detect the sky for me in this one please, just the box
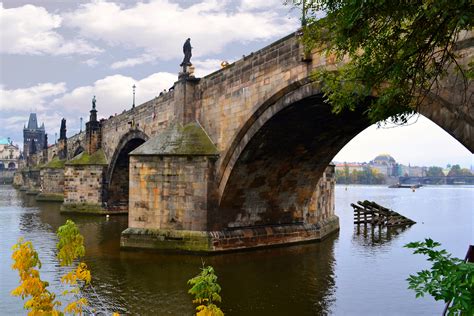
[0,0,472,168]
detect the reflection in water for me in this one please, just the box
[353,224,412,247]
[1,185,472,315]
[7,187,338,315]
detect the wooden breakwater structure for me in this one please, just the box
[351,200,416,227]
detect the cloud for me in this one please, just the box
[64,0,297,63]
[240,0,285,11]
[83,58,99,67]
[51,72,177,118]
[0,3,102,56]
[110,54,156,69]
[0,82,67,111]
[0,72,178,144]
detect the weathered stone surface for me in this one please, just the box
[130,122,219,156]
[128,155,216,232]
[63,164,107,212]
[120,215,339,253]
[66,149,107,166]
[37,165,65,202]
[36,193,64,202]
[60,202,126,215]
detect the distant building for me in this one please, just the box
[0,137,20,170]
[334,162,366,173]
[369,154,397,177]
[407,165,425,177]
[23,113,46,159]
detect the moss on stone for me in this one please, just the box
[120,227,212,252]
[60,202,127,215]
[130,122,219,156]
[40,157,66,169]
[36,193,64,202]
[66,149,108,166]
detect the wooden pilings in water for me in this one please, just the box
[351,200,416,227]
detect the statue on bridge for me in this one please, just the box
[180,38,192,70]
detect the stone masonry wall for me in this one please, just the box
[129,155,216,231]
[13,171,24,187]
[64,165,106,205]
[307,165,336,224]
[101,94,176,163]
[40,168,64,195]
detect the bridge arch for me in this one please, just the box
[72,145,84,158]
[214,80,469,231]
[106,129,149,211]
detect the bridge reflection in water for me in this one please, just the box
[13,188,336,315]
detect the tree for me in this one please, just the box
[448,164,462,176]
[293,0,473,124]
[188,265,224,316]
[405,239,474,315]
[11,220,92,315]
[426,166,445,177]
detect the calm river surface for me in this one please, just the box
[1,185,472,315]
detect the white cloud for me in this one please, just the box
[51,72,177,118]
[83,58,99,67]
[0,3,102,55]
[64,0,297,63]
[0,72,178,144]
[240,0,285,11]
[0,82,67,111]
[111,54,156,69]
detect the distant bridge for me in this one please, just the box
[399,175,474,185]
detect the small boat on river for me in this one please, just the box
[388,183,423,189]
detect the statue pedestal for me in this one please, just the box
[178,64,195,80]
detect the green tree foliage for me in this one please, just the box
[426,166,445,177]
[405,239,474,315]
[293,0,473,124]
[335,167,385,184]
[448,164,473,177]
[188,265,224,316]
[11,220,92,315]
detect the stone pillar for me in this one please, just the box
[36,157,65,202]
[173,77,200,125]
[121,122,220,251]
[60,149,108,214]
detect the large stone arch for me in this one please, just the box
[106,129,149,211]
[214,79,471,232]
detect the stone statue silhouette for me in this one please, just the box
[92,95,96,109]
[59,118,66,140]
[180,38,192,68]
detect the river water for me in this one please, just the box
[0,185,472,315]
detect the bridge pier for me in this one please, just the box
[120,119,339,253]
[36,159,65,202]
[120,170,338,252]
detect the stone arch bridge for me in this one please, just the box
[34,30,472,252]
